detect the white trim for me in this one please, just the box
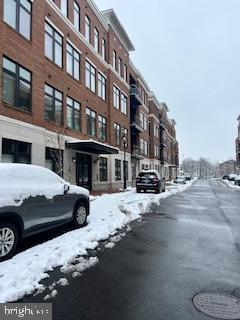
[149,114,159,123]
[45,17,64,37]
[86,0,109,31]
[98,69,107,79]
[85,57,97,70]
[45,0,130,90]
[109,65,130,89]
[67,39,82,55]
[113,82,121,92]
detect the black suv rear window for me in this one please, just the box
[138,172,157,179]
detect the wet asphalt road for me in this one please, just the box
[22,179,240,320]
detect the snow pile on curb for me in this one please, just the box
[222,179,240,190]
[0,180,194,303]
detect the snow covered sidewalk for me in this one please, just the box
[0,180,194,303]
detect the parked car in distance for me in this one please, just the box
[234,175,240,186]
[222,175,229,180]
[228,174,237,181]
[184,175,192,181]
[136,170,165,194]
[0,164,90,261]
[174,176,187,184]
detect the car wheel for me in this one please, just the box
[136,188,141,193]
[73,203,88,228]
[0,222,19,262]
[155,188,160,194]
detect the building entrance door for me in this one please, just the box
[76,154,92,190]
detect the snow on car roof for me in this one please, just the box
[141,169,160,174]
[0,163,89,207]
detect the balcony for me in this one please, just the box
[132,145,144,159]
[130,84,143,106]
[131,116,144,132]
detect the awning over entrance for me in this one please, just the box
[66,140,119,155]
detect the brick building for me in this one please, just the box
[0,0,179,191]
[236,115,240,173]
[219,160,237,176]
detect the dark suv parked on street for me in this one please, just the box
[136,170,165,194]
[0,164,90,261]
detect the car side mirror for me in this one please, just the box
[64,183,70,194]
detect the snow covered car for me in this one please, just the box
[174,176,186,184]
[234,175,240,186]
[0,164,90,261]
[136,170,165,194]
[228,174,237,181]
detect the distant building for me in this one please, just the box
[236,115,240,174]
[219,160,237,176]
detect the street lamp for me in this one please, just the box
[122,134,127,190]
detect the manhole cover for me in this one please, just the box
[193,292,240,319]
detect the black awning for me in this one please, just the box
[66,140,119,155]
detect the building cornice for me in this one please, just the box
[45,0,130,89]
[101,9,135,52]
[86,0,109,31]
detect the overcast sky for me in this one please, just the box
[95,0,240,163]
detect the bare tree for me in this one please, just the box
[48,124,65,178]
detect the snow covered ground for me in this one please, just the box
[0,180,194,303]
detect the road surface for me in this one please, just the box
[22,179,240,320]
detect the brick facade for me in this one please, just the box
[0,0,179,190]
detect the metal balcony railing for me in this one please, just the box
[130,84,143,106]
[132,145,144,159]
[131,116,144,132]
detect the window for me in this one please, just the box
[99,157,108,182]
[144,141,148,155]
[122,128,128,146]
[2,138,31,164]
[73,1,80,31]
[3,57,31,111]
[67,97,81,131]
[4,0,32,40]
[123,160,128,181]
[124,65,127,82]
[140,113,144,129]
[118,58,122,76]
[85,15,90,43]
[143,115,148,131]
[45,84,63,124]
[45,22,63,68]
[94,28,99,52]
[86,108,96,137]
[113,85,120,110]
[85,61,96,92]
[114,123,121,145]
[121,94,127,115]
[98,115,107,141]
[98,73,106,100]
[154,145,159,157]
[66,43,80,80]
[113,50,116,70]
[102,38,106,60]
[154,124,159,138]
[61,0,68,17]
[140,139,148,155]
[115,159,121,181]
